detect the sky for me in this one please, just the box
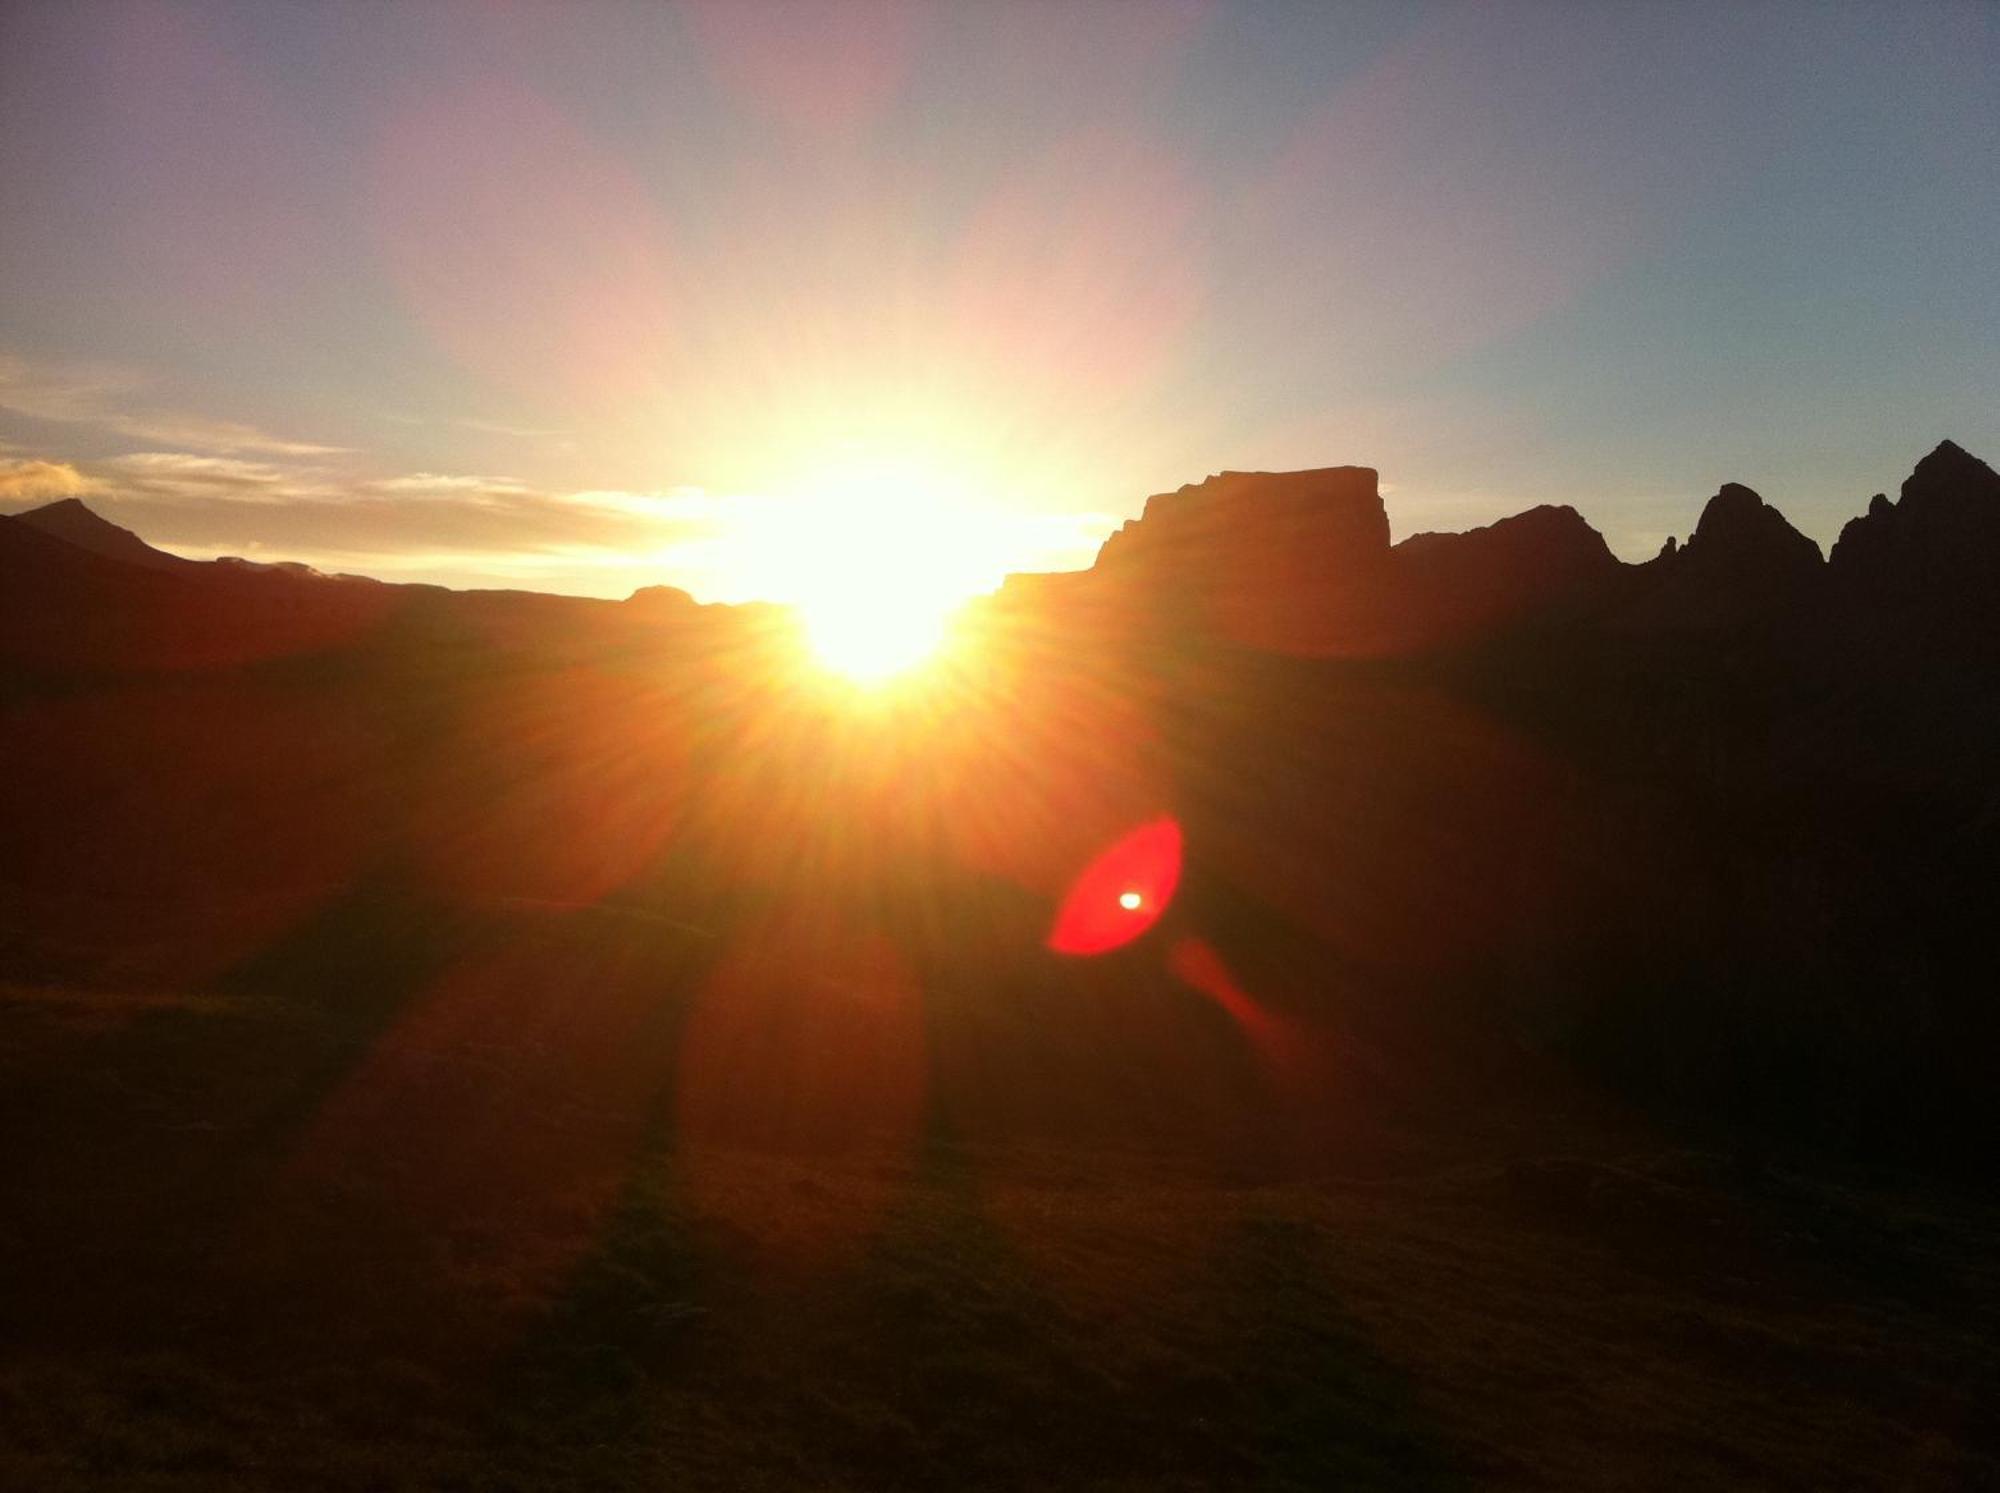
[2,0,1996,600]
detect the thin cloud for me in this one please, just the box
[558,487,727,521]
[362,472,538,502]
[456,417,572,440]
[95,452,311,502]
[0,352,344,457]
[108,412,345,458]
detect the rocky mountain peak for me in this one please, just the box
[1900,438,2000,517]
[1830,438,2000,619]
[9,497,189,573]
[1684,483,1823,572]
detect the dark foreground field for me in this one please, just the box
[4,942,1995,1492]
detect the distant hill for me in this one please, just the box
[0,495,717,672]
[9,496,197,573]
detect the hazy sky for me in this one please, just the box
[2,0,1996,598]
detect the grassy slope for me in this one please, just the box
[2,964,1995,1493]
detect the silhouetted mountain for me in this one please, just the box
[1389,503,1619,649]
[1096,465,1392,576]
[5,443,2000,1165]
[1035,464,1835,652]
[1683,481,1822,581]
[0,499,398,670]
[0,496,713,673]
[624,583,699,618]
[1831,439,2000,636]
[995,472,1635,656]
[1616,482,1824,633]
[9,496,195,573]
[1087,465,1394,654]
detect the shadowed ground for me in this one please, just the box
[2,935,1994,1492]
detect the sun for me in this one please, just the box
[799,587,956,684]
[769,450,1014,685]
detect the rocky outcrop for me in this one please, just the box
[1086,466,1398,655]
[1683,483,1824,582]
[1830,440,2000,630]
[1095,466,1391,575]
[1390,504,1620,649]
[1616,482,1823,634]
[1078,470,1625,655]
[624,584,698,617]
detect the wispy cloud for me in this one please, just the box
[94,451,316,502]
[360,472,538,503]
[0,353,344,457]
[456,416,572,440]
[557,487,729,521]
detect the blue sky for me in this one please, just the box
[2,0,1995,597]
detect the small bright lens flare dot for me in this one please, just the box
[1118,890,1144,910]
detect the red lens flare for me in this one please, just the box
[1046,816,1183,955]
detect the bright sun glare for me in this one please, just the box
[773,451,1014,685]
[803,592,954,684]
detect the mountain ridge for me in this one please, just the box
[9,495,197,574]
[4,440,2000,1166]
[6,439,1996,666]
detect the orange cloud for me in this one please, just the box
[0,457,92,500]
